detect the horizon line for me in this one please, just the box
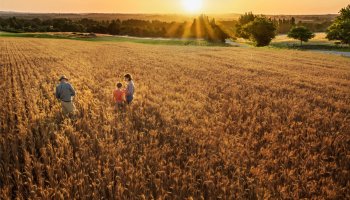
[0,10,340,16]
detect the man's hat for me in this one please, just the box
[59,75,68,81]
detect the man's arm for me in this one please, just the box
[69,84,76,96]
[55,86,60,99]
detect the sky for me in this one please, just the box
[0,0,348,14]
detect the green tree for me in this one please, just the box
[211,22,229,43]
[287,26,315,46]
[242,17,276,47]
[190,18,197,38]
[189,15,229,43]
[235,12,256,39]
[291,17,296,26]
[108,20,121,35]
[326,4,350,46]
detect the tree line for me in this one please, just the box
[272,17,332,34]
[0,15,228,42]
[0,4,349,46]
[235,4,350,47]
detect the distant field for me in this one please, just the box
[0,37,349,199]
[234,32,350,54]
[0,31,228,46]
[273,32,330,44]
[3,32,350,53]
[270,33,350,52]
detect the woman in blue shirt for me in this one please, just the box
[124,73,135,104]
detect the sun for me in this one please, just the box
[182,0,203,13]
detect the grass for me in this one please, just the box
[233,33,350,52]
[270,33,350,52]
[0,31,229,47]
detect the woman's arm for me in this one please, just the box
[126,83,134,96]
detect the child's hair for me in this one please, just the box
[124,73,133,81]
[117,82,123,88]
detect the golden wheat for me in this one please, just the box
[0,37,349,199]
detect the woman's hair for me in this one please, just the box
[124,73,133,81]
[117,82,123,88]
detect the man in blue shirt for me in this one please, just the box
[55,75,76,115]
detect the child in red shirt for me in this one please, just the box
[113,82,126,112]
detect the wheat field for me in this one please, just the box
[0,37,349,199]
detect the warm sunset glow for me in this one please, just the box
[0,0,348,14]
[182,0,203,13]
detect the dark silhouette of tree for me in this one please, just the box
[288,26,315,46]
[291,17,296,26]
[188,15,229,42]
[327,4,350,46]
[0,15,230,43]
[190,18,198,38]
[236,12,256,39]
[242,16,276,46]
[108,20,121,35]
